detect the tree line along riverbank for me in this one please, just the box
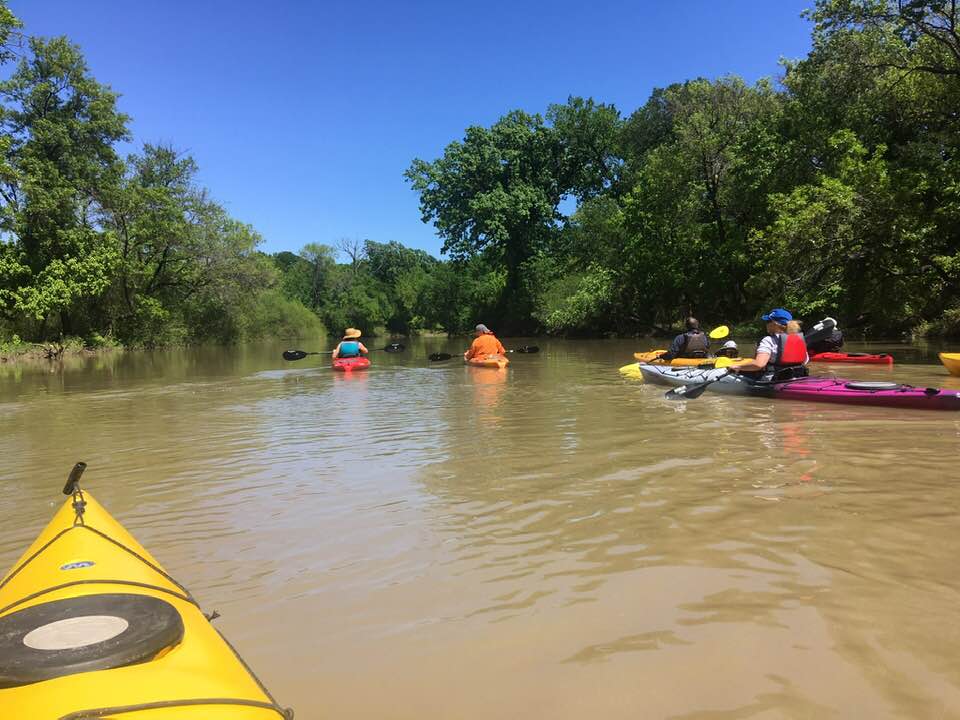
[2,1,959,351]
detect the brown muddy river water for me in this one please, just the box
[2,338,959,718]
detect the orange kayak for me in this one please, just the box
[466,354,509,369]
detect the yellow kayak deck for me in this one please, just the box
[0,483,289,719]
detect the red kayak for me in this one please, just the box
[332,356,371,372]
[810,352,893,365]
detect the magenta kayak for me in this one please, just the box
[758,377,960,410]
[637,365,960,410]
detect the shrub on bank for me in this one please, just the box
[914,307,960,340]
[241,290,325,340]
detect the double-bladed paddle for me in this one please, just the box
[429,345,540,362]
[283,343,405,361]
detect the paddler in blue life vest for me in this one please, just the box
[331,328,369,359]
[730,308,808,380]
[657,316,710,362]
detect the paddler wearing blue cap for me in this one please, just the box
[729,308,809,381]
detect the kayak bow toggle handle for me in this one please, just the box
[63,462,87,495]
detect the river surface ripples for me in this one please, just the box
[2,338,959,718]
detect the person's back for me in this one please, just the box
[731,308,808,381]
[465,324,505,359]
[659,317,709,361]
[338,340,361,358]
[758,311,808,379]
[332,328,369,359]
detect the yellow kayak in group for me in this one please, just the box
[0,464,290,719]
[632,351,754,367]
[621,355,750,380]
[633,350,721,367]
[940,352,960,377]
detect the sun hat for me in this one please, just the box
[761,308,793,324]
[722,340,738,350]
[342,328,362,339]
[475,324,491,334]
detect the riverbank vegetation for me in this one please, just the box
[2,1,959,349]
[407,1,960,338]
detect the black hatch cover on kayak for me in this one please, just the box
[0,593,183,687]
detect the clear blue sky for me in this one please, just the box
[9,0,813,257]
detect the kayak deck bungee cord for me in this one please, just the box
[0,463,292,719]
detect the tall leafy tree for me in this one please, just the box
[0,36,128,337]
[618,77,784,326]
[406,98,621,330]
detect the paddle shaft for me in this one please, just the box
[429,346,539,362]
[665,369,731,400]
[283,343,404,361]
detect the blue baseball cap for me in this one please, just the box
[761,308,793,323]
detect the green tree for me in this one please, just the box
[0,36,128,338]
[406,97,622,331]
[618,77,784,326]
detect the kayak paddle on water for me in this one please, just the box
[283,343,405,361]
[429,346,539,362]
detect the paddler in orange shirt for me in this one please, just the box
[464,324,506,361]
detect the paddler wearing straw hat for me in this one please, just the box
[332,328,369,359]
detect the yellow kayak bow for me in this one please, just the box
[0,463,291,719]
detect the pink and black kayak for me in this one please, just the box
[332,356,370,372]
[810,351,894,365]
[760,377,956,409]
[637,365,960,410]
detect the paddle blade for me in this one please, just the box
[619,363,643,380]
[664,383,710,401]
[429,353,454,362]
[515,345,539,353]
[283,350,308,361]
[709,325,730,340]
[664,369,729,401]
[384,343,405,353]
